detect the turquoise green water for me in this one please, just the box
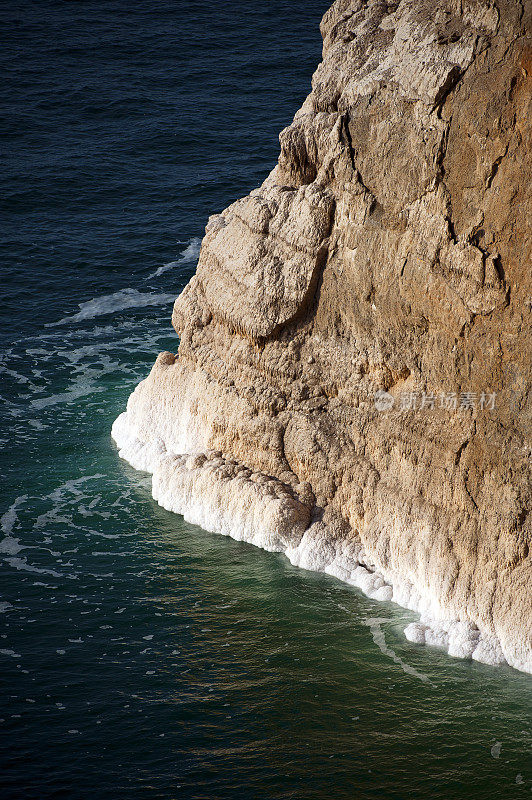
[1,1,530,797]
[2,430,531,798]
[1,323,531,797]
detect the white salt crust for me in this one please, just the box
[112,409,516,671]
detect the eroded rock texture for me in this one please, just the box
[114,0,532,672]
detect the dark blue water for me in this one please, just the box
[1,2,531,798]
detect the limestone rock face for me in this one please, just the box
[184,184,335,339]
[114,0,532,673]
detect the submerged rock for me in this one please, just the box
[113,0,531,673]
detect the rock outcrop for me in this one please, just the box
[113,0,532,672]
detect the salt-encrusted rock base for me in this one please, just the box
[112,390,524,672]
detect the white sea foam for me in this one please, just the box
[491,741,502,759]
[2,367,39,391]
[47,475,105,501]
[112,404,529,673]
[148,238,201,279]
[0,496,27,556]
[5,557,64,578]
[364,617,431,683]
[50,288,176,326]
[1,495,27,535]
[31,382,106,409]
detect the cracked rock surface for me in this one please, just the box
[113,0,531,673]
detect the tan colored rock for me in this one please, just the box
[177,183,335,340]
[113,0,532,673]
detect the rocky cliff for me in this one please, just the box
[113,0,532,672]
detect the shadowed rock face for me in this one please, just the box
[114,0,532,672]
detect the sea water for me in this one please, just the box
[1,2,530,798]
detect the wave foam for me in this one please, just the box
[148,238,202,278]
[0,495,27,556]
[50,288,176,326]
